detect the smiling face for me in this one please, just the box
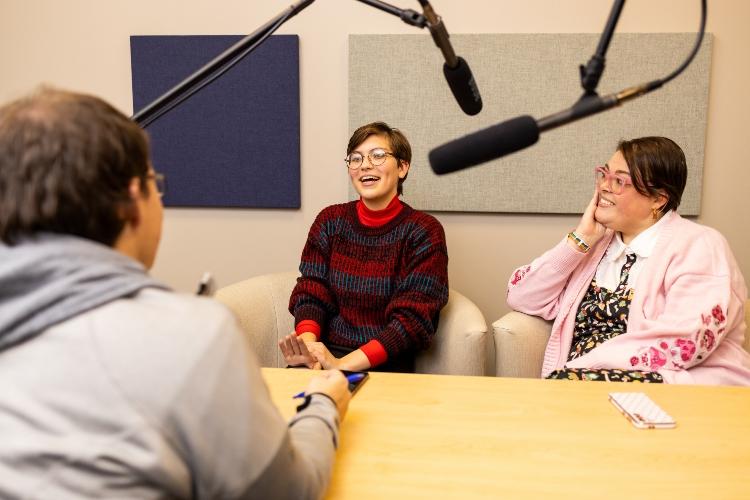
[348,133,409,211]
[595,150,667,244]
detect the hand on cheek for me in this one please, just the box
[573,187,607,249]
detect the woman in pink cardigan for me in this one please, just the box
[507,137,750,385]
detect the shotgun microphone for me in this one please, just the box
[418,0,482,115]
[428,84,661,175]
[428,0,706,175]
[429,115,539,175]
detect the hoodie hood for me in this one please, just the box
[0,233,167,351]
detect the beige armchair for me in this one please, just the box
[492,312,551,378]
[493,299,750,378]
[216,272,491,376]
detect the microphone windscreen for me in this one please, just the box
[443,57,482,116]
[429,115,540,175]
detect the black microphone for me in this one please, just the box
[418,0,482,116]
[429,82,660,175]
[429,115,539,175]
[427,0,704,175]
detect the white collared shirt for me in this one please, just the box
[594,212,671,292]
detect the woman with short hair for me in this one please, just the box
[280,122,449,373]
[507,136,750,385]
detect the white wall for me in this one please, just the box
[1,0,748,325]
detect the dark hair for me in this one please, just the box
[0,87,151,246]
[617,136,687,214]
[347,121,411,196]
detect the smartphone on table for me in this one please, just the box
[609,392,676,429]
[340,370,369,396]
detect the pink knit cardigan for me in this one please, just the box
[507,212,750,385]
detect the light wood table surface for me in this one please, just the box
[262,368,750,499]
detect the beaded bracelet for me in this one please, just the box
[567,231,590,253]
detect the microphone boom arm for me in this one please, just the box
[579,0,626,95]
[537,80,661,133]
[132,0,315,127]
[353,0,427,28]
[133,0,442,128]
[537,0,705,134]
[417,0,458,67]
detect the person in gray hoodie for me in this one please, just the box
[0,87,351,499]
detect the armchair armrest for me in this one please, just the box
[415,289,490,376]
[215,272,298,367]
[492,311,552,378]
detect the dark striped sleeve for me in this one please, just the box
[375,214,449,357]
[289,208,340,332]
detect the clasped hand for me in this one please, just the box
[279,334,339,369]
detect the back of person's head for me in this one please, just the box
[347,122,411,196]
[0,87,151,246]
[617,136,687,213]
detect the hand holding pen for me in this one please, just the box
[296,370,351,418]
[294,372,366,398]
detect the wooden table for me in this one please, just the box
[262,368,750,499]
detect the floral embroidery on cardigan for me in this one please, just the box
[699,329,716,351]
[712,305,726,323]
[510,266,531,286]
[629,346,668,370]
[629,304,727,371]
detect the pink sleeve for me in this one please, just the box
[506,237,589,321]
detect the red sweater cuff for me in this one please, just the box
[295,320,321,341]
[360,340,388,367]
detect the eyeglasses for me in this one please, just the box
[147,172,166,197]
[345,148,397,170]
[594,166,632,195]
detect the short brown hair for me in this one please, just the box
[347,121,411,196]
[617,136,687,214]
[0,87,151,246]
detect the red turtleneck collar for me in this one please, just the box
[356,196,403,227]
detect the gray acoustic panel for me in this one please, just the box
[349,33,712,214]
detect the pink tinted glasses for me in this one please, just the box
[594,166,633,195]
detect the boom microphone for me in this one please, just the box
[429,83,664,175]
[428,0,706,176]
[428,115,539,175]
[418,0,482,115]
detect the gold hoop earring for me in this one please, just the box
[652,207,659,220]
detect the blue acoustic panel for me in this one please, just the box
[130,35,300,208]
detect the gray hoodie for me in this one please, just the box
[0,233,166,350]
[0,235,340,499]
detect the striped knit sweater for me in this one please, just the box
[289,200,449,367]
